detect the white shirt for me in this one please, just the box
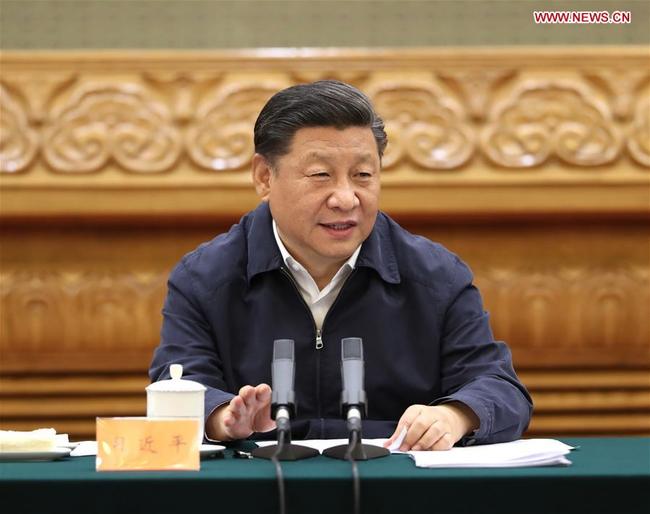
[272,220,360,331]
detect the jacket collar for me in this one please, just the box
[355,213,401,284]
[246,202,284,282]
[246,202,401,285]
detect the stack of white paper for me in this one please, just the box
[255,437,574,468]
[405,438,574,468]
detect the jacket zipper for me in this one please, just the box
[280,266,318,344]
[280,266,323,419]
[318,268,357,348]
[280,266,357,422]
[314,269,357,426]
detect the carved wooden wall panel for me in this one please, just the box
[1,48,649,439]
[1,48,648,217]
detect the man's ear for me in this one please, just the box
[252,153,272,201]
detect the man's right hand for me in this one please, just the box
[205,383,276,441]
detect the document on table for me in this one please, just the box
[404,438,574,468]
[255,437,574,468]
[70,441,98,457]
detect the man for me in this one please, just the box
[150,80,532,451]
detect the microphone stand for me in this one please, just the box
[251,338,318,461]
[323,406,389,460]
[251,407,319,461]
[324,337,389,461]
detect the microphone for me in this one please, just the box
[271,338,296,432]
[323,337,389,461]
[251,339,318,461]
[341,337,367,432]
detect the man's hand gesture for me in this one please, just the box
[206,383,275,441]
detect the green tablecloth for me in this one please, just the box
[2,437,649,514]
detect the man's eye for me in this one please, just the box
[356,172,373,179]
[310,172,330,178]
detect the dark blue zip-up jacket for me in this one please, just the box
[150,202,532,444]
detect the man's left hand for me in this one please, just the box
[384,402,479,451]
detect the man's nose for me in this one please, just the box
[327,182,359,210]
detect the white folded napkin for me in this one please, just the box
[0,428,68,452]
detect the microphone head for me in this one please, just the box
[271,339,296,418]
[340,337,367,414]
[273,339,294,360]
[342,337,363,360]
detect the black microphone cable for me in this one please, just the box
[271,417,288,514]
[252,338,318,513]
[270,338,291,514]
[324,338,389,511]
[345,428,361,514]
[342,337,364,514]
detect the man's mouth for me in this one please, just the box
[320,222,357,231]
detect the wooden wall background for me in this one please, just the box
[1,48,649,439]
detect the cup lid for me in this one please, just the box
[146,364,206,393]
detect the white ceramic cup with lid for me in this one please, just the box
[146,364,206,442]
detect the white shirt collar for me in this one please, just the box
[272,219,361,330]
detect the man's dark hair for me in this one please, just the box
[254,80,387,166]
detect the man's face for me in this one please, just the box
[255,126,381,276]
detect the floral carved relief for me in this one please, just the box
[0,50,648,178]
[186,84,282,171]
[482,81,622,168]
[369,83,474,170]
[42,84,182,173]
[582,68,649,120]
[0,86,39,173]
[2,73,78,124]
[627,95,650,167]
[142,71,224,123]
[289,71,370,88]
[437,69,516,121]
